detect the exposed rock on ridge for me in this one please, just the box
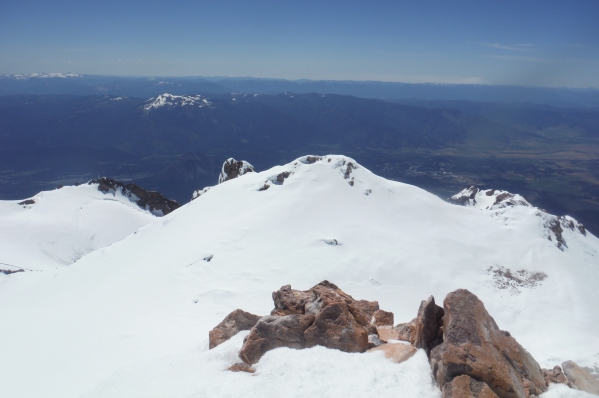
[89,177,181,216]
[218,158,255,184]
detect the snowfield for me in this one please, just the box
[0,183,157,271]
[0,155,597,398]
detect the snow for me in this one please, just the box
[83,332,441,398]
[144,93,212,112]
[10,72,80,79]
[0,155,597,398]
[0,183,157,270]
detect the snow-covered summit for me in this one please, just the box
[143,93,212,112]
[0,155,597,398]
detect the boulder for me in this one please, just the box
[562,360,599,395]
[430,289,546,398]
[238,314,315,365]
[442,375,499,398]
[238,281,394,365]
[209,309,262,349]
[367,343,417,364]
[542,366,571,388]
[410,296,444,355]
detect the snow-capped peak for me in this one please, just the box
[143,93,212,112]
[448,186,531,210]
[8,72,80,80]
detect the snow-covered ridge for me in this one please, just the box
[7,72,80,79]
[90,177,181,216]
[449,186,532,210]
[143,93,212,112]
[448,185,587,249]
[1,154,598,398]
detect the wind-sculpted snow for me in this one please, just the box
[0,155,597,398]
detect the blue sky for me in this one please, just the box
[1,0,598,87]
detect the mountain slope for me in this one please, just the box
[0,182,159,270]
[0,155,597,398]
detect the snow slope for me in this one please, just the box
[0,183,157,271]
[0,155,597,398]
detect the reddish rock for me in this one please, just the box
[209,309,262,349]
[271,284,310,316]
[542,366,571,387]
[376,326,399,343]
[410,296,444,355]
[373,309,394,327]
[367,343,417,364]
[430,289,546,398]
[228,362,255,373]
[442,375,499,398]
[396,319,416,341]
[562,360,599,395]
[238,314,315,365]
[304,298,369,353]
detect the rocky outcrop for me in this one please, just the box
[562,360,599,395]
[410,296,444,355]
[430,289,546,398]
[218,158,254,184]
[234,281,394,365]
[238,314,315,365]
[542,366,571,388]
[89,177,181,216]
[208,309,262,349]
[442,375,499,398]
[367,343,417,364]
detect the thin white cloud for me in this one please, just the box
[479,42,534,52]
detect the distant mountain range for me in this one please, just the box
[1,91,598,234]
[2,74,599,107]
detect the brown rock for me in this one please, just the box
[367,343,417,364]
[442,375,499,398]
[376,326,399,343]
[228,362,255,373]
[410,296,444,355]
[209,309,262,349]
[542,366,571,387]
[238,314,315,365]
[562,360,599,395]
[396,319,416,341]
[373,309,394,327]
[271,284,310,315]
[430,289,546,398]
[348,299,380,328]
[304,299,369,353]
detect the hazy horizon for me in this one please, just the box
[1,1,598,88]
